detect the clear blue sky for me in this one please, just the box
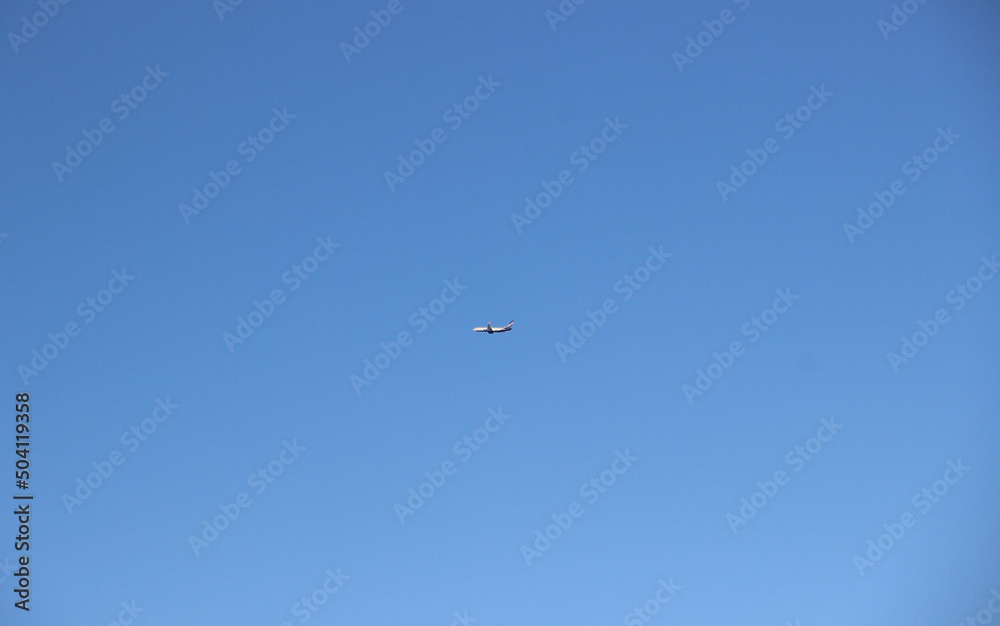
[2,0,999,624]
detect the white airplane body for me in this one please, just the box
[473,320,513,334]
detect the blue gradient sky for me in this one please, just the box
[2,0,999,624]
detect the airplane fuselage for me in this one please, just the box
[474,321,513,333]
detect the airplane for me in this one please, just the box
[473,320,513,334]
